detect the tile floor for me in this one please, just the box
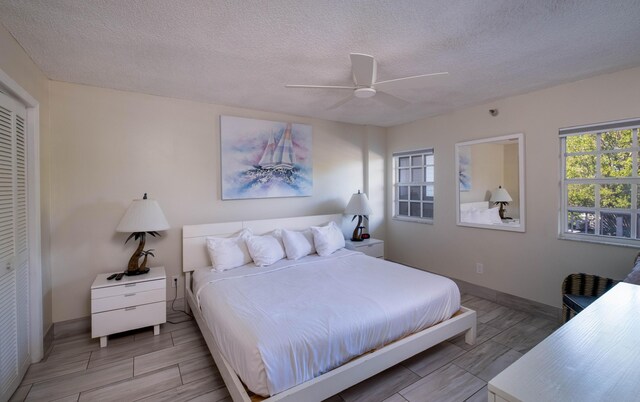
[10,294,560,402]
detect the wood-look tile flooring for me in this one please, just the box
[10,294,560,402]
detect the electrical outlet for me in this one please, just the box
[171,275,178,288]
[476,263,484,274]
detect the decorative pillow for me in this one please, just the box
[246,230,286,267]
[623,255,640,285]
[206,228,253,272]
[311,221,345,256]
[282,229,316,260]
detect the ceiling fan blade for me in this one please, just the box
[326,95,354,110]
[285,84,356,90]
[375,92,410,109]
[349,53,376,87]
[374,72,448,92]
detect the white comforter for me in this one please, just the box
[193,249,460,397]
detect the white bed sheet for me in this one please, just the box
[193,249,460,397]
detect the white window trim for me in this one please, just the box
[558,118,640,247]
[392,148,434,224]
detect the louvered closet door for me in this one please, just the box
[0,91,29,402]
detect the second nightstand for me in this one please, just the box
[91,266,167,347]
[345,238,384,259]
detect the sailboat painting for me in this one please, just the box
[220,116,312,199]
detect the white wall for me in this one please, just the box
[0,24,52,332]
[387,66,640,309]
[49,81,385,322]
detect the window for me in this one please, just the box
[393,148,434,222]
[560,118,640,246]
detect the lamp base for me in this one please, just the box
[350,237,364,242]
[125,267,150,276]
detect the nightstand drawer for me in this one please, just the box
[91,288,166,313]
[355,242,384,258]
[91,278,164,299]
[91,301,166,338]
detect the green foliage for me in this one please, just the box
[566,134,596,153]
[567,184,595,207]
[601,152,632,177]
[566,155,595,178]
[601,130,632,150]
[566,131,634,212]
[600,184,631,208]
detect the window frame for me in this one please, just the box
[559,118,640,247]
[392,148,434,224]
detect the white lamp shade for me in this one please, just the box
[490,186,513,203]
[116,198,170,233]
[344,191,373,215]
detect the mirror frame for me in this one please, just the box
[455,133,525,232]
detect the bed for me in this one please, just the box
[183,214,477,402]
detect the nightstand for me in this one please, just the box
[345,238,384,258]
[91,266,167,347]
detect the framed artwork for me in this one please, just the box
[458,146,472,191]
[220,116,313,200]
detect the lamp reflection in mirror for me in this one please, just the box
[345,190,372,241]
[490,186,512,220]
[116,193,170,276]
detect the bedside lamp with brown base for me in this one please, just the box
[345,190,373,241]
[116,193,170,276]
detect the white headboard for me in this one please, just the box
[182,214,343,272]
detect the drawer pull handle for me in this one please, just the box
[125,284,136,288]
[125,307,136,311]
[124,293,136,297]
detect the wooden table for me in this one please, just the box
[489,282,640,402]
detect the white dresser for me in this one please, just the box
[91,267,166,347]
[345,238,384,258]
[489,283,640,401]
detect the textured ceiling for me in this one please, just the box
[1,1,640,127]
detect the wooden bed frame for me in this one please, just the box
[182,214,477,402]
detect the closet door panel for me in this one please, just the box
[0,269,17,398]
[0,92,29,401]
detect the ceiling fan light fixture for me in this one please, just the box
[354,87,376,98]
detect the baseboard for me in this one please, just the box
[387,258,561,322]
[452,278,561,322]
[53,316,91,339]
[43,324,54,359]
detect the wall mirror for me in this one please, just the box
[455,133,525,232]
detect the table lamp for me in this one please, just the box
[116,193,170,275]
[345,190,372,241]
[490,186,512,220]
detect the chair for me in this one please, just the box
[561,273,619,323]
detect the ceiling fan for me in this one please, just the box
[285,53,448,109]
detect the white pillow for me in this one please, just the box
[206,228,253,272]
[486,207,504,224]
[311,221,345,256]
[246,230,286,267]
[282,229,316,260]
[461,207,503,225]
[460,207,477,223]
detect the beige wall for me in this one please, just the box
[0,25,53,332]
[460,143,504,205]
[49,81,384,322]
[387,66,640,309]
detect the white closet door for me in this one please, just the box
[0,91,29,402]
